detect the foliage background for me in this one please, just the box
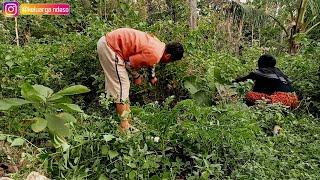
[0,0,320,179]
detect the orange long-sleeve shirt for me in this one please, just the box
[106,28,166,69]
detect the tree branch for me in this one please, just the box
[268,14,289,37]
[305,21,320,34]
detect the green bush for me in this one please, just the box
[31,99,319,179]
[1,2,320,179]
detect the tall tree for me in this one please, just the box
[147,0,154,25]
[189,0,198,29]
[270,0,320,54]
[166,0,177,22]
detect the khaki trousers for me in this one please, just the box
[97,36,130,103]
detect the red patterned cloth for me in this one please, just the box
[246,91,299,108]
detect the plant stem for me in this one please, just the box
[0,133,42,151]
[15,17,19,46]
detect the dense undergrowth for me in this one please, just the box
[1,1,320,179]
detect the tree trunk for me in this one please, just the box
[166,0,177,22]
[289,38,299,55]
[289,25,299,54]
[288,0,308,54]
[237,18,244,55]
[147,0,153,25]
[104,0,107,20]
[189,0,198,29]
[226,14,232,43]
[238,19,243,40]
[296,0,308,31]
[258,26,261,47]
[99,0,102,17]
[251,23,254,48]
[280,28,285,44]
[274,2,281,28]
[15,17,19,46]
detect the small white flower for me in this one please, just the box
[273,125,282,136]
[154,137,160,142]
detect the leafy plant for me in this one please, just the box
[0,83,90,150]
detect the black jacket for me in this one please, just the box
[235,67,294,94]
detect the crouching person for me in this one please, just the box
[97,28,184,133]
[233,54,298,108]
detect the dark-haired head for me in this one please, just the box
[258,54,276,68]
[161,42,184,63]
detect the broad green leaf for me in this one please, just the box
[11,137,25,146]
[101,145,109,155]
[150,175,161,180]
[98,174,108,180]
[28,94,46,103]
[162,172,171,179]
[56,85,90,96]
[6,137,12,143]
[5,61,14,68]
[0,101,11,111]
[127,162,137,168]
[48,95,73,103]
[0,134,7,141]
[57,103,83,113]
[3,98,30,106]
[103,134,115,142]
[108,150,119,160]
[57,113,77,123]
[5,55,11,60]
[21,83,46,103]
[47,94,63,101]
[33,85,53,98]
[120,3,126,11]
[201,171,209,179]
[129,171,137,180]
[21,83,37,98]
[31,117,47,132]
[192,90,212,106]
[184,80,199,95]
[46,114,70,137]
[0,98,31,111]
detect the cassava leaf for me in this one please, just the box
[46,114,70,137]
[21,83,46,103]
[0,98,31,111]
[57,112,77,123]
[103,134,115,142]
[56,103,83,113]
[56,85,90,96]
[31,117,47,132]
[11,137,25,146]
[33,85,54,98]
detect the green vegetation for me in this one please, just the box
[0,0,319,179]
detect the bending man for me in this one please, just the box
[97,28,184,132]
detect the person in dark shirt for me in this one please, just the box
[234,54,298,108]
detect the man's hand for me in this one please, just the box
[150,76,158,85]
[134,75,143,86]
